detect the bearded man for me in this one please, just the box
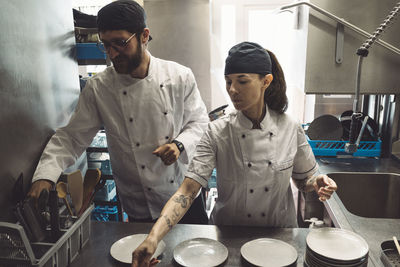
[28,0,209,224]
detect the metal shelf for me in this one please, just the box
[87,131,123,221]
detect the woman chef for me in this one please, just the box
[131,42,338,267]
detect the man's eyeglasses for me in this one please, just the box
[97,33,136,53]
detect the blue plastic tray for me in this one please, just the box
[307,137,381,157]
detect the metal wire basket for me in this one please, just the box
[0,205,93,267]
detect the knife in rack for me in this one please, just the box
[49,189,61,242]
[22,197,46,242]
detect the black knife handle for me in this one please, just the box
[22,198,46,242]
[14,203,33,241]
[38,189,49,212]
[49,190,60,242]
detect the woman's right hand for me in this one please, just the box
[131,237,160,267]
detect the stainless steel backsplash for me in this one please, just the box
[305,0,400,94]
[0,1,80,221]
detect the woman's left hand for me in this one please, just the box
[312,175,337,201]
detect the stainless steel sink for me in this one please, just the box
[327,172,400,219]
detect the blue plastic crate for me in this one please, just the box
[307,137,381,157]
[208,169,217,189]
[94,180,116,201]
[301,123,381,157]
[88,159,112,176]
[91,205,118,221]
[76,43,106,60]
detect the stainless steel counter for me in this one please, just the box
[70,221,309,266]
[318,157,400,267]
[69,157,399,266]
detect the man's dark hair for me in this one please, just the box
[97,0,147,41]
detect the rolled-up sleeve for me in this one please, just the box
[292,124,318,180]
[185,125,216,188]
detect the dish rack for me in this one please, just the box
[307,137,381,157]
[302,124,381,157]
[0,205,93,267]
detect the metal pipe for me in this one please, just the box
[345,55,365,153]
[356,116,369,146]
[346,2,400,153]
[353,56,364,113]
[279,1,400,56]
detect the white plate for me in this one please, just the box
[240,238,298,267]
[173,238,228,267]
[306,228,369,261]
[110,234,166,264]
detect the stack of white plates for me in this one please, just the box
[305,228,369,267]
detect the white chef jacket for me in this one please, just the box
[32,53,209,219]
[186,107,318,227]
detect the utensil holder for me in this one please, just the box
[381,240,400,267]
[0,205,93,267]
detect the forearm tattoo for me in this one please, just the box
[294,176,317,192]
[173,194,194,208]
[163,215,173,229]
[162,192,197,229]
[294,178,307,192]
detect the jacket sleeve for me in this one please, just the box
[292,123,318,180]
[185,124,216,187]
[174,69,209,164]
[32,80,102,184]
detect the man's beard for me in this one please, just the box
[112,44,143,74]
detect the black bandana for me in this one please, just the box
[97,0,147,34]
[224,42,272,75]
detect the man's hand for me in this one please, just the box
[28,180,53,199]
[132,237,159,267]
[152,143,180,165]
[313,175,337,201]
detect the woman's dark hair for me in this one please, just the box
[261,49,288,114]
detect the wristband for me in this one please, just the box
[172,140,184,153]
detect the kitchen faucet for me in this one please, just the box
[279,1,400,154]
[345,2,400,153]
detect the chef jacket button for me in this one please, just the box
[242,134,245,138]
[265,187,269,192]
[160,84,163,88]
[136,143,140,147]
[247,214,251,218]
[170,180,174,183]
[123,91,127,95]
[163,112,168,115]
[129,118,133,122]
[261,212,266,217]
[249,189,254,193]
[165,136,169,139]
[141,165,145,169]
[248,162,252,168]
[269,132,273,137]
[268,161,272,165]
[147,187,151,191]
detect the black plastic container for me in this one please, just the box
[381,240,400,267]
